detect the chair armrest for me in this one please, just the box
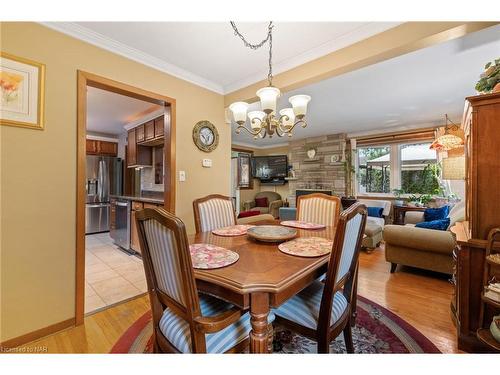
[194,307,245,334]
[269,199,283,210]
[383,225,456,255]
[404,211,425,225]
[243,200,255,211]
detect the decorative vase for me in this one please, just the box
[493,82,500,93]
[491,315,500,343]
[394,199,404,206]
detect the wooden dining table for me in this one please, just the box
[188,220,337,353]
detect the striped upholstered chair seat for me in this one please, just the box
[297,193,341,227]
[274,280,347,330]
[274,203,367,353]
[193,194,237,233]
[160,294,275,353]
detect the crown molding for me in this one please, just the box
[223,22,402,94]
[40,22,225,94]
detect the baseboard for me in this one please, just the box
[0,317,75,349]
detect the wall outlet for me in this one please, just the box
[179,171,186,182]
[202,159,212,168]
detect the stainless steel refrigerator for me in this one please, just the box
[86,155,123,234]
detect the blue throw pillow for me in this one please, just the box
[367,207,384,218]
[424,206,449,222]
[415,218,450,231]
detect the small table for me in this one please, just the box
[392,205,426,225]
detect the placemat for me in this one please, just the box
[212,224,255,236]
[280,220,326,230]
[278,237,333,257]
[189,243,239,269]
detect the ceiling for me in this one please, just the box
[43,22,400,94]
[86,87,161,136]
[232,24,500,147]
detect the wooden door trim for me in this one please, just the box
[76,70,176,325]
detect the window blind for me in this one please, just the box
[355,128,436,147]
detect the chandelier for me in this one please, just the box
[429,114,464,151]
[228,22,311,139]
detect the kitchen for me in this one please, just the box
[84,86,167,314]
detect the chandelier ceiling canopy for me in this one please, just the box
[228,22,311,140]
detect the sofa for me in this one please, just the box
[383,201,465,274]
[243,191,283,218]
[357,199,392,249]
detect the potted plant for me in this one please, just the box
[475,59,500,94]
[392,188,405,206]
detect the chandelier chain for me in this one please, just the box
[230,21,274,85]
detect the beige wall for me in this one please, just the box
[0,22,230,342]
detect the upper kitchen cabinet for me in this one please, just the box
[137,116,164,146]
[154,116,164,138]
[127,128,152,168]
[86,139,118,157]
[144,120,155,141]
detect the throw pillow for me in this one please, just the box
[254,197,269,208]
[424,206,449,222]
[238,210,260,219]
[415,218,450,231]
[367,207,384,218]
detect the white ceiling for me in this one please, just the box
[232,24,500,147]
[43,22,400,94]
[86,87,161,135]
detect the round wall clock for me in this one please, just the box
[192,120,219,152]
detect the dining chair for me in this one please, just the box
[193,194,237,233]
[296,193,341,227]
[274,203,368,353]
[136,207,256,353]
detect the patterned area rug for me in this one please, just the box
[110,295,440,354]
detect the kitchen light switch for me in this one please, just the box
[179,171,186,182]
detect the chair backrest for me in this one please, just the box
[319,203,367,328]
[255,191,281,205]
[296,193,341,226]
[357,199,391,217]
[192,194,237,233]
[135,208,202,348]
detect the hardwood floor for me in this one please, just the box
[12,244,458,353]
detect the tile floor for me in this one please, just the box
[85,232,147,314]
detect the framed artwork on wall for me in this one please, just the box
[237,153,252,189]
[0,52,45,130]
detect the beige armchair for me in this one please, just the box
[243,191,283,218]
[383,201,465,274]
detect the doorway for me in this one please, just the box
[76,71,176,325]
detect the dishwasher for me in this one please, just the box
[110,198,132,253]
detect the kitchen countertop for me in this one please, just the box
[110,195,164,205]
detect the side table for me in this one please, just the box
[392,205,426,225]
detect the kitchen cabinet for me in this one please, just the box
[136,124,145,143]
[127,129,152,168]
[145,120,155,141]
[86,139,118,156]
[154,116,164,138]
[130,200,163,253]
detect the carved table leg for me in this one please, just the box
[267,323,274,353]
[249,292,270,353]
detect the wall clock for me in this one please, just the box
[192,120,219,152]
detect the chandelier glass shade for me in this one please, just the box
[228,21,311,139]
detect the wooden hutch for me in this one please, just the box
[451,91,500,352]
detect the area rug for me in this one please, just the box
[110,295,440,354]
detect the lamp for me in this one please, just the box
[442,156,465,180]
[228,22,311,139]
[430,114,464,151]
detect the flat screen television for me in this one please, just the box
[252,155,288,182]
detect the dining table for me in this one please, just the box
[188,220,337,353]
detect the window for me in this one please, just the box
[356,142,438,195]
[357,146,391,194]
[399,143,439,194]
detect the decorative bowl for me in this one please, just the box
[247,225,297,243]
[491,315,500,343]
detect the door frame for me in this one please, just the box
[76,71,176,325]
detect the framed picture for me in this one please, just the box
[237,153,252,189]
[0,52,45,130]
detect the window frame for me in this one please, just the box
[355,141,438,197]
